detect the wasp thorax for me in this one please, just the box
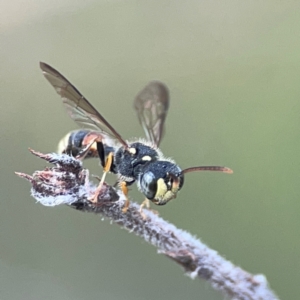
[114,142,159,179]
[138,160,184,205]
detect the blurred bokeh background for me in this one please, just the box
[1,1,300,299]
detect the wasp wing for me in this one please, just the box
[40,62,128,148]
[134,81,169,147]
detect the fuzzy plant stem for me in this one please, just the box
[15,149,279,300]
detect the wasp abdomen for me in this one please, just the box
[58,130,89,156]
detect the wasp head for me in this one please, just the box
[138,160,184,205]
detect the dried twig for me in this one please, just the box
[16,149,279,300]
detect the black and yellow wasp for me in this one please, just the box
[40,62,232,213]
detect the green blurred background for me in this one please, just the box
[1,1,299,299]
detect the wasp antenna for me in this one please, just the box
[182,166,233,174]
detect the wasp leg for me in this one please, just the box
[139,199,158,218]
[91,175,101,182]
[75,137,99,161]
[139,199,149,219]
[112,180,119,188]
[120,181,130,213]
[140,199,150,211]
[89,152,114,203]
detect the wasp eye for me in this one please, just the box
[139,171,157,200]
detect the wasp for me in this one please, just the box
[40,62,232,213]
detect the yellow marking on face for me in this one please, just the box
[155,177,181,204]
[164,191,176,201]
[155,178,167,200]
[171,182,180,194]
[142,155,152,161]
[128,147,136,155]
[154,178,174,202]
